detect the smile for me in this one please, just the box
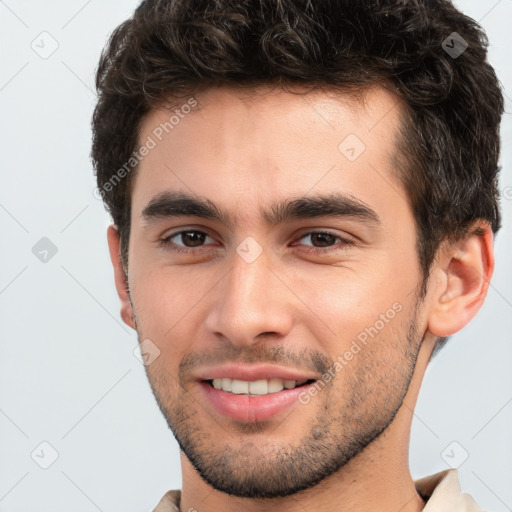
[207,377,315,396]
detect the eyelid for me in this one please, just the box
[294,228,351,241]
[158,227,218,254]
[163,228,215,245]
[291,230,355,251]
[160,225,216,241]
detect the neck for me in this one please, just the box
[178,335,436,512]
[179,433,425,512]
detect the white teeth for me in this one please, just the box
[231,380,249,394]
[221,378,232,392]
[210,378,310,395]
[248,379,268,395]
[267,378,284,393]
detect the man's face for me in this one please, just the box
[124,85,429,498]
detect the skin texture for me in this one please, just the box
[107,84,494,512]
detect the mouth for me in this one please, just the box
[203,378,317,396]
[199,378,318,422]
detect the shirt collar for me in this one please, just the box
[414,469,483,512]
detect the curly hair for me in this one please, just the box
[91,0,504,322]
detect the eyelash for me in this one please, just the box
[158,229,354,255]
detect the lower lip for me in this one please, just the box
[199,381,314,422]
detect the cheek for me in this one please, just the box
[288,264,408,348]
[134,262,208,311]
[129,266,184,342]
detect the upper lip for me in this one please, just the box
[195,363,319,382]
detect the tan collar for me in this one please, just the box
[415,469,483,512]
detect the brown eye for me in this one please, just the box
[300,232,340,248]
[307,232,337,247]
[179,231,207,247]
[295,231,354,254]
[160,229,216,253]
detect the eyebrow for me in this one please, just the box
[141,191,381,228]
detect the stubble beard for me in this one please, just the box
[137,302,423,499]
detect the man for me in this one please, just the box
[91,0,504,511]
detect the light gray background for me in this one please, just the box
[0,1,510,511]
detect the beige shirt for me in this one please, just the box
[153,469,483,512]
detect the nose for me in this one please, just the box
[204,245,294,347]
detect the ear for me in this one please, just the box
[427,222,494,337]
[106,224,136,330]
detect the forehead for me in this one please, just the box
[130,84,408,228]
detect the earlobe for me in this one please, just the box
[427,223,494,338]
[106,225,136,330]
